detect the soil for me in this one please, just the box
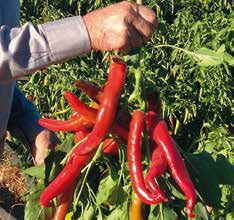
[0,148,27,220]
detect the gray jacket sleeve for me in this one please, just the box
[0,16,91,82]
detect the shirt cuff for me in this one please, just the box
[38,16,91,62]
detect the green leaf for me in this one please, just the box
[148,205,160,220]
[106,201,129,220]
[24,183,52,220]
[78,204,94,220]
[167,179,186,200]
[190,47,234,66]
[44,148,66,186]
[148,204,178,220]
[194,202,212,220]
[224,53,234,66]
[96,175,126,206]
[23,165,45,179]
[191,47,224,66]
[185,152,222,207]
[213,154,234,185]
[65,211,73,220]
[162,205,178,220]
[226,212,234,220]
[57,133,74,153]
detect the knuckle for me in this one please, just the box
[120,1,134,13]
[120,1,133,8]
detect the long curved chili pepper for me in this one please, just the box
[75,79,131,130]
[52,131,87,220]
[64,91,128,141]
[38,117,93,132]
[152,117,197,218]
[74,58,126,154]
[40,132,92,207]
[145,145,168,201]
[145,111,160,134]
[40,58,126,206]
[52,179,77,220]
[127,111,166,204]
[52,134,119,218]
[64,92,97,122]
[74,79,103,103]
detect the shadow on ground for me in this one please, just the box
[0,184,25,219]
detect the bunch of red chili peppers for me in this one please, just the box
[39,57,197,219]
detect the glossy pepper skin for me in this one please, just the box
[52,131,87,220]
[74,79,103,103]
[64,91,129,141]
[64,92,97,122]
[40,58,126,206]
[75,79,131,130]
[145,145,168,201]
[38,117,93,132]
[73,58,126,155]
[40,140,93,207]
[127,111,166,204]
[52,179,77,220]
[152,117,197,218]
[102,138,119,156]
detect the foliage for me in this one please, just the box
[18,0,234,219]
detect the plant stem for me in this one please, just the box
[74,143,103,205]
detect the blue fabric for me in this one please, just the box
[7,85,44,144]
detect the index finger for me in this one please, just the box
[136,4,158,28]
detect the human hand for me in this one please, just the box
[32,130,59,165]
[83,1,158,52]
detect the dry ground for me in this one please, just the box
[0,150,28,219]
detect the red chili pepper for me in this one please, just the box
[75,79,131,130]
[52,178,77,220]
[70,111,80,119]
[102,138,119,156]
[64,91,128,141]
[39,117,93,132]
[145,145,168,201]
[40,58,126,206]
[40,131,92,207]
[145,111,168,201]
[74,79,103,103]
[75,58,126,154]
[64,92,97,122]
[152,116,197,218]
[52,130,87,220]
[127,111,166,204]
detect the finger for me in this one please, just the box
[135,4,158,27]
[127,25,143,49]
[130,8,156,42]
[131,17,155,42]
[130,4,158,42]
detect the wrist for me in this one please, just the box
[82,15,94,50]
